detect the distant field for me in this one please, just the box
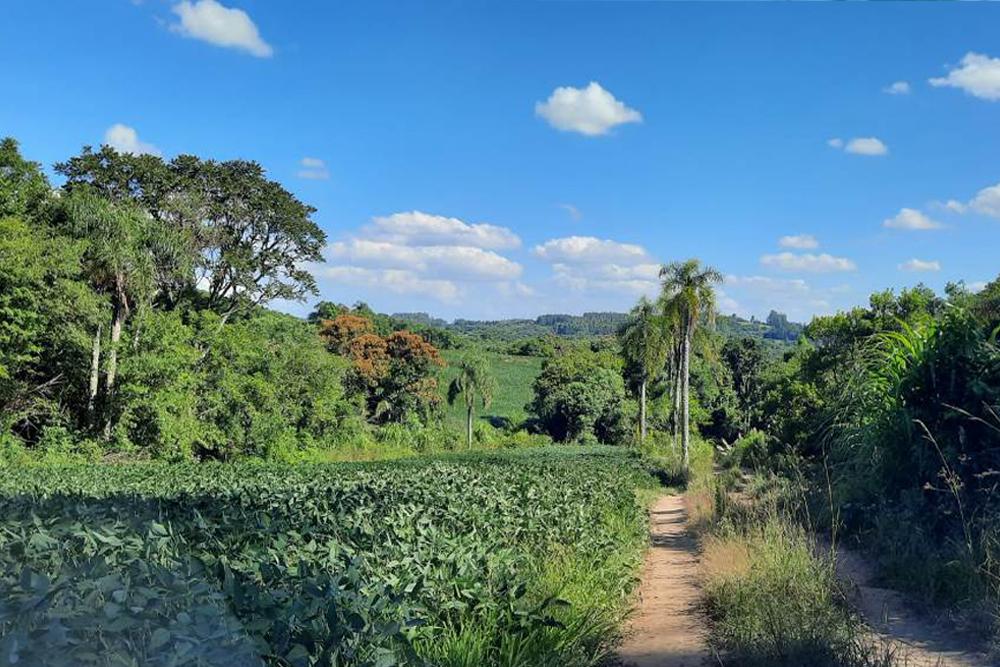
[438,349,543,430]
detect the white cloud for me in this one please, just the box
[930,52,1000,101]
[882,208,943,230]
[327,240,521,281]
[318,266,460,302]
[535,82,642,136]
[845,137,889,156]
[367,211,520,250]
[970,182,1000,218]
[558,203,582,222]
[899,258,941,272]
[498,281,536,298]
[103,124,162,156]
[724,275,839,321]
[533,236,658,296]
[297,157,329,180]
[941,199,967,214]
[760,252,857,273]
[778,234,819,249]
[532,236,649,265]
[827,136,888,155]
[313,210,525,308]
[970,281,988,293]
[171,0,273,57]
[883,81,911,95]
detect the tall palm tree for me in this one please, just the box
[659,259,723,469]
[66,191,156,433]
[447,354,496,448]
[619,297,671,444]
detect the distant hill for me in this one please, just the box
[392,310,804,343]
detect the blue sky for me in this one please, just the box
[3,1,999,322]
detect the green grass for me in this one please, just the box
[438,349,542,431]
[703,480,898,667]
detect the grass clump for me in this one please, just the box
[702,480,897,667]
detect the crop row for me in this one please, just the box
[0,447,660,666]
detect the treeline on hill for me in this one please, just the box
[393,309,803,346]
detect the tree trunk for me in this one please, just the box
[639,378,647,444]
[466,404,474,449]
[682,324,691,471]
[103,294,127,437]
[672,359,681,453]
[88,324,102,422]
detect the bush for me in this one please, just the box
[704,507,894,667]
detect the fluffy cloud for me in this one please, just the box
[532,236,649,265]
[898,258,941,272]
[827,137,888,155]
[845,137,889,156]
[724,275,840,321]
[318,266,460,302]
[171,0,273,57]
[882,208,943,230]
[760,252,857,273]
[314,211,523,305]
[327,240,521,281]
[883,81,911,95]
[535,82,642,136]
[367,211,520,250]
[778,234,819,249]
[297,157,329,180]
[533,236,658,295]
[104,124,161,156]
[930,52,1000,101]
[970,182,1000,218]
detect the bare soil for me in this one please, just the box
[616,494,710,667]
[827,542,995,667]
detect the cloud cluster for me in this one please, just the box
[883,208,943,230]
[899,258,941,272]
[535,82,642,136]
[760,252,856,273]
[104,124,161,156]
[298,157,329,180]
[930,52,1000,101]
[723,275,842,322]
[171,0,272,57]
[533,236,659,295]
[361,211,522,250]
[317,211,524,303]
[828,137,889,156]
[883,81,911,95]
[778,234,819,249]
[931,182,1000,220]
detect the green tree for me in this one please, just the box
[63,191,159,432]
[57,148,327,319]
[528,349,628,444]
[0,137,52,221]
[722,336,766,435]
[618,297,671,444]
[659,259,723,469]
[447,354,496,448]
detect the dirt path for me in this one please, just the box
[617,494,710,667]
[826,543,994,667]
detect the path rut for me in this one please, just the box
[617,494,710,667]
[827,543,995,667]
